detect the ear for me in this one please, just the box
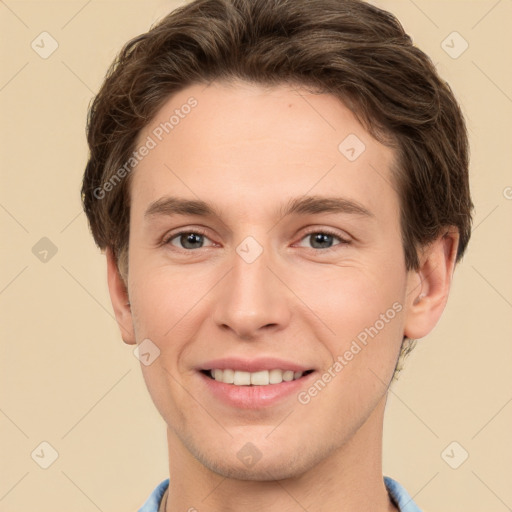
[403,227,460,340]
[106,248,136,345]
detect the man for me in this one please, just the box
[81,0,473,510]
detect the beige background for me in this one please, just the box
[1,0,511,511]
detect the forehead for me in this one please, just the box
[130,80,398,223]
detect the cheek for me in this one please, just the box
[289,263,404,342]
[128,262,219,398]
[293,267,405,424]
[288,261,407,395]
[129,267,204,422]
[130,264,205,338]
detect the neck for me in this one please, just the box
[165,394,398,512]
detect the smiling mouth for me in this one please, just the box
[201,368,315,386]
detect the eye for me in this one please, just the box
[296,229,350,251]
[162,228,350,252]
[164,229,215,250]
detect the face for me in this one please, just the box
[118,80,421,479]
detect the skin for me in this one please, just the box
[106,80,459,511]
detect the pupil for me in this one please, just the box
[182,233,202,249]
[312,233,332,249]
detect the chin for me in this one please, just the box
[202,455,308,481]
[190,438,329,482]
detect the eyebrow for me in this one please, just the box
[144,195,374,220]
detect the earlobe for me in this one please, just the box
[403,228,460,340]
[106,248,136,345]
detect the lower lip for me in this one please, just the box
[199,371,316,409]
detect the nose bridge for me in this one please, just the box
[213,237,290,339]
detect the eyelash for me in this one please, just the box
[162,227,350,253]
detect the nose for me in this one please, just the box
[212,244,291,341]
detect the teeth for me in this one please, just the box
[222,368,234,384]
[233,371,251,385]
[251,370,269,385]
[283,370,294,382]
[209,368,305,386]
[269,369,283,384]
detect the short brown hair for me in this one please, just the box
[81,0,473,370]
[82,0,473,274]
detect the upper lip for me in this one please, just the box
[198,357,314,373]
